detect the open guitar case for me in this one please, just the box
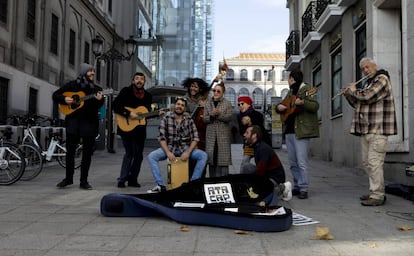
[100,174,293,232]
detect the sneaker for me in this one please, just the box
[298,191,308,199]
[117,182,125,188]
[79,182,93,190]
[147,185,166,193]
[361,197,385,206]
[360,194,370,201]
[56,179,73,188]
[281,181,292,201]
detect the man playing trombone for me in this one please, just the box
[343,57,397,206]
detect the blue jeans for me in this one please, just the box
[285,134,309,192]
[147,148,207,186]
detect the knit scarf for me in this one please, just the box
[77,76,94,90]
[133,86,144,99]
[238,106,255,119]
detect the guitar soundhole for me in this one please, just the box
[70,95,81,109]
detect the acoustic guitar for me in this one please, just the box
[116,106,168,132]
[280,87,318,123]
[59,89,113,116]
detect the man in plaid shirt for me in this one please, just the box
[344,57,397,206]
[147,97,208,193]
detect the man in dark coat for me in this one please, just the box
[53,63,104,190]
[113,72,159,188]
[242,125,292,201]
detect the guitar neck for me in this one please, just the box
[138,108,168,118]
[79,89,112,102]
[80,94,97,102]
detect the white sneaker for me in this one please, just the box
[281,181,292,201]
[147,185,166,193]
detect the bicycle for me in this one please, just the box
[0,128,25,185]
[18,116,82,181]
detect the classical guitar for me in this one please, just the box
[116,106,168,132]
[59,89,113,115]
[280,87,318,122]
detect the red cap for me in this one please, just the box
[237,96,253,105]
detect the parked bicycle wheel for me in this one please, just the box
[56,142,82,169]
[18,143,43,181]
[0,142,25,185]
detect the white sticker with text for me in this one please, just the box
[204,183,235,204]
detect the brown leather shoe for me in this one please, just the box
[361,198,385,206]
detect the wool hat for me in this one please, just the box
[79,63,94,77]
[237,96,253,106]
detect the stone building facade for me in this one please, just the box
[285,0,413,185]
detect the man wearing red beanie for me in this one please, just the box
[237,96,271,172]
[237,96,253,106]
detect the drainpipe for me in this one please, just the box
[10,0,19,66]
[38,0,46,78]
[59,0,67,86]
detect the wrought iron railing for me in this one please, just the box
[285,30,300,61]
[302,1,317,40]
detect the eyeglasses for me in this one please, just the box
[175,97,187,104]
[238,102,245,107]
[212,89,222,93]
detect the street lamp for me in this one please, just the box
[263,70,268,113]
[92,35,137,153]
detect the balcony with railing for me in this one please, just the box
[337,0,358,7]
[301,1,322,53]
[315,0,345,33]
[285,30,301,71]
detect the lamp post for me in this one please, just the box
[263,70,268,113]
[92,35,137,153]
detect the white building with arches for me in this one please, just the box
[218,53,289,112]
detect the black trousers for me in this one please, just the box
[65,133,95,184]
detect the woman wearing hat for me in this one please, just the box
[237,95,271,172]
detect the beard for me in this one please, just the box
[174,109,184,115]
[85,74,94,82]
[134,83,144,89]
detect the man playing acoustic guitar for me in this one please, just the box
[276,69,319,199]
[53,63,104,190]
[113,72,162,188]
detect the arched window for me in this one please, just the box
[240,69,248,81]
[254,69,261,81]
[252,88,263,109]
[225,87,237,107]
[238,87,249,97]
[226,69,234,81]
[266,88,273,105]
[267,70,274,81]
[281,70,289,81]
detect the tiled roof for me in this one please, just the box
[228,53,285,61]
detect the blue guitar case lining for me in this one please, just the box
[101,174,292,232]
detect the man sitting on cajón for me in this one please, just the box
[147,97,208,193]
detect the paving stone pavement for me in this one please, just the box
[0,143,413,256]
